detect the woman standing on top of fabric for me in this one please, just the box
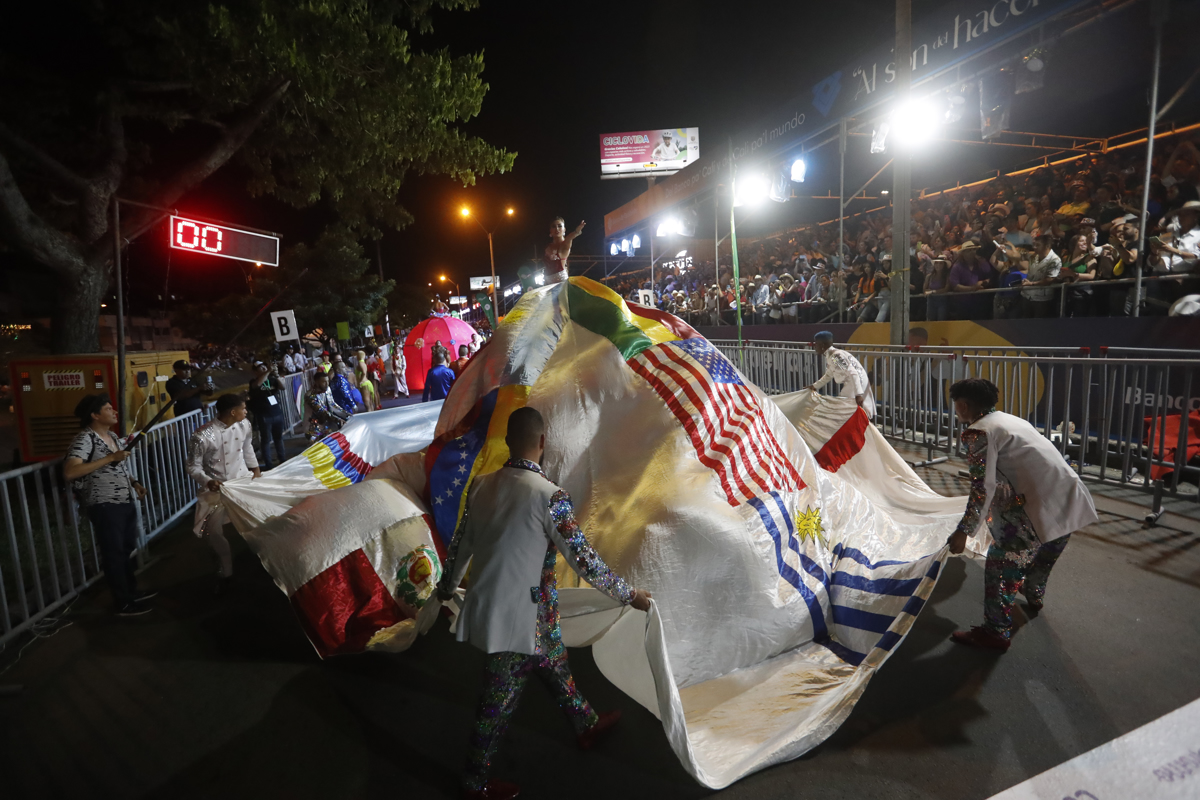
[946,378,1098,652]
[544,216,584,285]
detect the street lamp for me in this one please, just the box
[439,274,460,297]
[459,205,515,317]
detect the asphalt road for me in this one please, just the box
[1,482,1198,800]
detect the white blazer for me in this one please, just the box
[440,461,633,655]
[969,411,1098,542]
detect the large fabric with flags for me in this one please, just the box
[218,277,968,788]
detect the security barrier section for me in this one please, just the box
[0,407,211,649]
[713,340,1200,514]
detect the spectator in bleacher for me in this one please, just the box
[948,242,993,319]
[1148,200,1200,313]
[1061,233,1098,317]
[1018,234,1062,318]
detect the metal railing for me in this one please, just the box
[0,407,212,648]
[714,340,1200,517]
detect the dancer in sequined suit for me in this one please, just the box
[436,407,653,800]
[946,378,1097,651]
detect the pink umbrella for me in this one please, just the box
[404,316,477,392]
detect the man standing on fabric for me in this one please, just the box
[247,361,286,469]
[165,360,209,416]
[187,394,261,594]
[63,395,154,616]
[946,379,1097,651]
[423,350,457,402]
[805,331,875,418]
[436,408,652,800]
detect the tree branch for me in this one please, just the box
[0,121,90,192]
[116,77,291,241]
[124,80,195,93]
[0,151,86,278]
[78,92,128,243]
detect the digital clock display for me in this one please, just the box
[169,215,280,266]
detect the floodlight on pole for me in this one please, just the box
[631,234,642,250]
[733,173,768,207]
[790,159,807,183]
[889,98,940,147]
[610,242,619,256]
[621,238,630,253]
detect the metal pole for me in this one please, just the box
[112,197,127,437]
[890,0,912,345]
[650,227,655,306]
[487,230,497,326]
[728,138,744,353]
[376,239,390,339]
[1134,0,1168,318]
[839,118,847,322]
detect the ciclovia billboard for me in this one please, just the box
[600,128,698,180]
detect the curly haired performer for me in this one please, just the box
[543,216,585,285]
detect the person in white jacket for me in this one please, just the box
[946,378,1098,651]
[187,393,260,594]
[805,331,875,418]
[436,407,652,800]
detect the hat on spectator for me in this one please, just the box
[173,359,190,370]
[1111,213,1136,226]
[958,241,981,252]
[1079,217,1096,226]
[1169,200,1200,216]
[253,360,266,369]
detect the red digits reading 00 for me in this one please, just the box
[175,220,223,253]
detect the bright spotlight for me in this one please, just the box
[610,242,619,256]
[534,273,545,286]
[620,238,630,253]
[506,207,515,215]
[790,159,806,183]
[676,250,688,258]
[890,98,940,147]
[734,173,769,207]
[631,234,642,250]
[880,189,889,195]
[460,207,470,217]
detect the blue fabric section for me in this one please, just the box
[875,630,902,651]
[748,495,828,641]
[832,542,912,569]
[831,604,895,634]
[821,638,865,667]
[926,559,942,579]
[901,595,926,616]
[429,389,498,545]
[770,492,830,591]
[831,572,922,596]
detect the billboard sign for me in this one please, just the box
[469,275,495,290]
[449,296,467,306]
[600,128,698,180]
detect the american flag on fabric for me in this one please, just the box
[627,338,804,507]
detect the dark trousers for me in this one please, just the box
[86,502,140,607]
[255,414,286,468]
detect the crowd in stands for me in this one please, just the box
[607,137,1200,323]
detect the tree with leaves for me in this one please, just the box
[0,0,513,353]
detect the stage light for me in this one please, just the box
[657,222,669,237]
[734,173,768,207]
[631,234,642,250]
[621,238,630,253]
[460,207,470,217]
[610,242,619,256]
[890,98,940,146]
[534,273,545,286]
[506,207,515,215]
[791,159,806,183]
[880,190,889,195]
[676,250,688,258]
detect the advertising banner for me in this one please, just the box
[600,128,699,180]
[469,276,495,291]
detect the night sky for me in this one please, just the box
[36,0,1195,316]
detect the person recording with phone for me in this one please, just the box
[63,395,154,617]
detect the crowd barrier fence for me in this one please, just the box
[0,407,212,651]
[712,340,1200,522]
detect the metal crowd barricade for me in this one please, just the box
[713,339,1200,517]
[0,407,211,649]
[271,365,319,436]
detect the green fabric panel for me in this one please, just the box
[566,284,654,361]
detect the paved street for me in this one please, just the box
[1,462,1198,800]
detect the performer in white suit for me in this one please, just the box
[187,393,260,593]
[806,331,875,418]
[436,407,652,800]
[946,378,1098,651]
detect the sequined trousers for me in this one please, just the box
[984,535,1070,639]
[463,544,599,792]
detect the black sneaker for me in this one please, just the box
[116,603,152,617]
[133,590,159,602]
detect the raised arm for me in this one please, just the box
[544,489,634,605]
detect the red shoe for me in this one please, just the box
[577,709,622,751]
[461,780,520,800]
[950,626,1011,652]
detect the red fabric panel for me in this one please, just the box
[627,304,701,340]
[1144,411,1200,481]
[814,408,870,473]
[290,549,405,659]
